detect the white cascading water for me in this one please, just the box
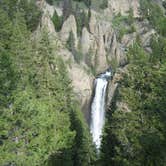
[90,70,112,149]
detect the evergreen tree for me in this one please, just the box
[70,103,96,166]
[0,2,96,165]
[67,31,75,53]
[100,42,166,165]
[52,10,63,32]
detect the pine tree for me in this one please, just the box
[70,103,97,166]
[52,10,62,32]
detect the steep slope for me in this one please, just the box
[38,0,156,118]
[39,1,142,114]
[0,1,96,165]
[1,0,165,165]
[100,0,166,165]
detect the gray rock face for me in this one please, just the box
[68,63,93,116]
[86,10,126,72]
[37,0,56,33]
[106,67,127,109]
[81,27,91,55]
[96,23,108,72]
[89,10,97,34]
[60,15,78,47]
[121,20,156,49]
[108,0,140,17]
[41,14,55,34]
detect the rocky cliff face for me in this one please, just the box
[38,0,155,117]
[60,15,78,47]
[108,0,140,17]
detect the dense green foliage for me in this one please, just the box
[99,0,108,9]
[102,44,166,166]
[75,8,90,35]
[73,0,91,7]
[140,0,166,36]
[45,0,60,5]
[66,31,75,53]
[0,0,42,32]
[66,31,84,63]
[112,10,135,42]
[101,1,166,165]
[101,39,166,166]
[51,10,63,32]
[51,0,90,36]
[0,1,95,165]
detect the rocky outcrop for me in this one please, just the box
[68,63,93,119]
[116,102,131,112]
[108,33,126,65]
[108,0,140,17]
[106,66,128,114]
[107,68,124,107]
[37,2,91,115]
[88,11,109,72]
[56,0,136,73]
[121,20,156,50]
[54,46,94,119]
[37,0,56,33]
[84,10,126,72]
[89,10,97,34]
[81,27,91,55]
[60,15,78,47]
[41,14,55,34]
[95,23,108,72]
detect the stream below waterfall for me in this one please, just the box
[90,69,112,149]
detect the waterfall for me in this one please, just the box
[90,70,112,149]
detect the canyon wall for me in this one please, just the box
[37,0,155,117]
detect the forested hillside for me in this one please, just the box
[0,0,95,165]
[101,0,166,165]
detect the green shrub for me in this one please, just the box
[73,50,83,64]
[52,10,63,32]
[127,8,134,24]
[127,42,149,64]
[66,31,75,53]
[74,8,90,35]
[112,12,136,41]
[162,1,166,9]
[140,0,166,36]
[0,0,42,32]
[66,31,83,63]
[45,0,61,5]
[118,28,127,41]
[100,0,108,9]
[110,58,118,71]
[73,0,91,7]
[19,0,42,31]
[128,24,136,33]
[150,35,166,63]
[45,0,54,5]
[112,13,128,28]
